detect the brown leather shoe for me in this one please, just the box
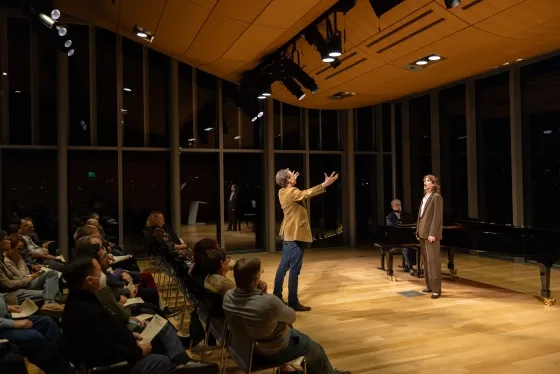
[289,304,311,312]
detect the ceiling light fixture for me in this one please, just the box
[444,0,461,9]
[516,58,523,62]
[416,60,428,65]
[428,55,441,61]
[133,25,154,43]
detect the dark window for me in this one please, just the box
[222,81,240,149]
[36,28,57,145]
[68,151,119,245]
[178,63,194,148]
[273,101,281,149]
[440,84,468,218]
[383,155,393,218]
[123,152,170,253]
[382,103,392,152]
[195,70,217,149]
[1,150,58,239]
[521,55,560,228]
[223,153,264,250]
[280,103,303,150]
[321,110,340,150]
[274,154,305,249]
[476,72,512,224]
[96,28,117,146]
[0,22,3,142]
[148,50,169,147]
[356,107,374,151]
[309,109,320,150]
[309,154,342,247]
[68,24,90,146]
[122,38,144,147]
[394,103,403,201]
[8,18,31,145]
[180,153,220,246]
[355,154,377,244]
[409,95,432,208]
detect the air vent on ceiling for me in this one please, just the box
[404,64,423,71]
[328,91,356,100]
[462,0,484,10]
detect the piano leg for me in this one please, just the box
[537,261,556,306]
[387,251,396,281]
[377,251,387,271]
[447,247,457,275]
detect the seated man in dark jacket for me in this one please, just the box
[61,256,218,374]
[386,198,416,273]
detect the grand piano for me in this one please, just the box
[374,212,560,306]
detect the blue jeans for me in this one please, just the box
[0,316,71,374]
[131,323,187,374]
[274,241,304,305]
[267,329,335,374]
[15,270,61,305]
[131,354,176,374]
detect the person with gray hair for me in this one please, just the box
[273,168,339,312]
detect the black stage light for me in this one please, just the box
[281,59,319,94]
[281,77,306,101]
[444,0,461,8]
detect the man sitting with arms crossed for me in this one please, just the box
[222,257,351,374]
[61,255,218,374]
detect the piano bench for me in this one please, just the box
[374,243,404,280]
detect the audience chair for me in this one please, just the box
[223,314,306,374]
[198,291,227,361]
[77,362,130,374]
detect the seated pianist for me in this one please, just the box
[74,235,181,319]
[386,199,416,274]
[61,256,218,374]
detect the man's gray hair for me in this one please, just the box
[75,235,97,252]
[275,169,291,188]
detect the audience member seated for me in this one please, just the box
[74,235,180,318]
[89,212,107,238]
[17,221,64,271]
[222,257,351,374]
[0,236,64,313]
[0,294,72,373]
[146,212,191,259]
[3,236,38,279]
[86,218,125,256]
[61,256,218,374]
[74,225,140,272]
[203,248,267,297]
[21,217,57,255]
[189,238,219,288]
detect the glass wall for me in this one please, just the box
[476,72,512,224]
[521,55,560,229]
[409,95,432,208]
[440,84,468,218]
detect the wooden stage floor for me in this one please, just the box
[194,248,560,374]
[28,248,560,374]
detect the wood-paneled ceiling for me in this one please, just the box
[54,0,560,109]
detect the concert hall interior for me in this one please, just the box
[1,0,560,373]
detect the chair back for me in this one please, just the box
[223,313,256,373]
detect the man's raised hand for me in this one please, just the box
[322,171,339,188]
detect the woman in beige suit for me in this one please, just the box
[415,174,443,299]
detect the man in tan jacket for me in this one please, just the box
[273,169,339,311]
[415,174,444,299]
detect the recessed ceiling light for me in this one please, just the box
[258,95,266,99]
[416,60,428,65]
[543,130,552,134]
[124,88,132,92]
[136,31,148,38]
[262,93,271,96]
[516,58,523,62]
[503,62,509,66]
[428,55,441,61]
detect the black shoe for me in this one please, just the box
[288,303,311,312]
[172,360,219,374]
[178,335,191,348]
[163,306,182,318]
[422,289,432,293]
[431,294,441,299]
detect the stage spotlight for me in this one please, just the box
[281,77,306,100]
[51,9,60,20]
[328,33,342,57]
[261,85,272,96]
[281,59,319,94]
[133,25,154,43]
[444,0,461,8]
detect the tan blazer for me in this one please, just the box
[278,184,325,243]
[415,192,444,240]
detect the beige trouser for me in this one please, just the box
[420,239,442,295]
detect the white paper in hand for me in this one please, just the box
[123,297,144,307]
[139,314,168,344]
[11,299,39,319]
[112,255,132,264]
